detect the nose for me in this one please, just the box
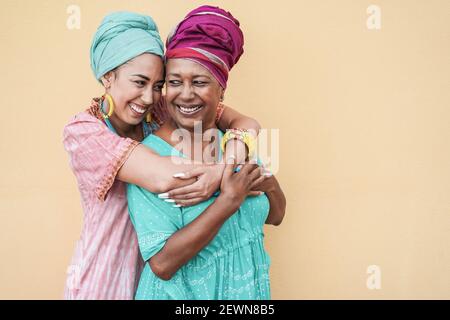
[141,87,154,106]
[179,83,195,101]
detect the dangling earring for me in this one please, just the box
[100,93,114,119]
[146,111,152,123]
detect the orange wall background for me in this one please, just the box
[0,0,449,299]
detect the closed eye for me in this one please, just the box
[193,80,208,86]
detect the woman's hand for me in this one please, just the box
[249,164,273,194]
[218,157,262,212]
[159,163,226,207]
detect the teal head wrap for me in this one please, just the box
[90,11,164,80]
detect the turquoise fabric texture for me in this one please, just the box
[90,11,164,80]
[127,132,271,300]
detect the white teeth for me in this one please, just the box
[177,105,203,115]
[129,103,146,114]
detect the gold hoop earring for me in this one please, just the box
[101,94,114,119]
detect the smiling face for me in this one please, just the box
[165,58,224,132]
[102,53,165,127]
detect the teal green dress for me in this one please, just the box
[127,132,271,300]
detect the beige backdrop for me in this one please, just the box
[0,0,449,299]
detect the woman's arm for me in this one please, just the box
[149,162,261,281]
[118,144,223,194]
[217,105,260,163]
[151,193,238,280]
[153,105,262,204]
[118,144,196,193]
[217,105,261,136]
[260,176,286,226]
[122,106,261,199]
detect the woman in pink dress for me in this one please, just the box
[63,11,262,300]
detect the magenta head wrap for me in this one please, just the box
[165,5,244,88]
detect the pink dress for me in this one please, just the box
[63,98,224,300]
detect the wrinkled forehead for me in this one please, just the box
[166,58,215,79]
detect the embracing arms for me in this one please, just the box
[118,145,198,193]
[118,105,260,198]
[219,106,285,225]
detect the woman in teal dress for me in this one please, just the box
[127,5,286,300]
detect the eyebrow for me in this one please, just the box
[131,74,164,83]
[131,74,150,81]
[167,73,211,79]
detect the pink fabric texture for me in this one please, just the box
[62,98,224,299]
[62,104,142,300]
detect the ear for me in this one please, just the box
[100,71,115,89]
[219,88,225,102]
